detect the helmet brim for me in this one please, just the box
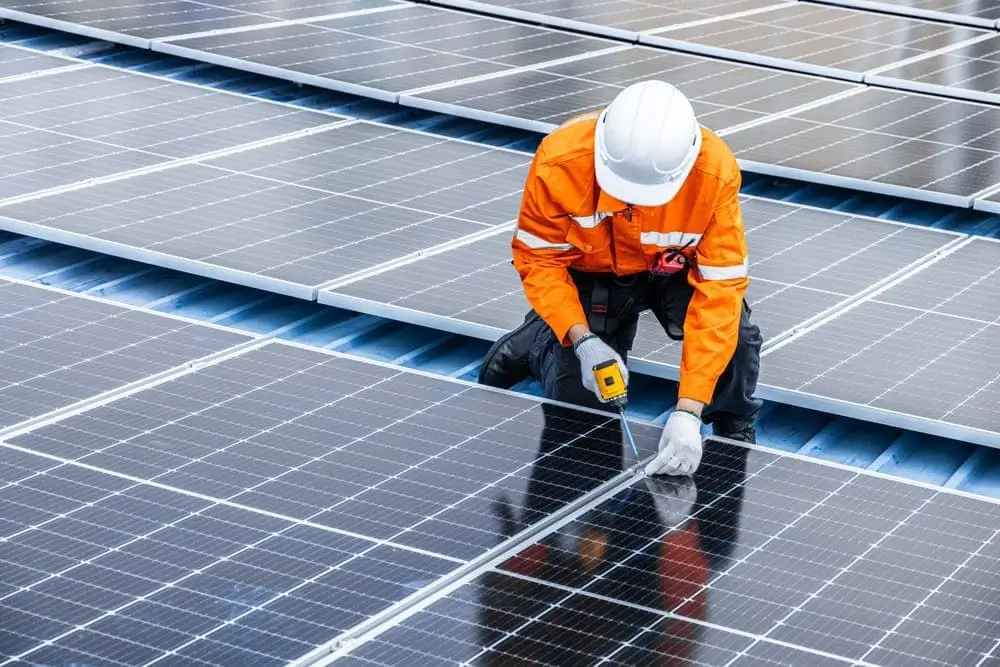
[594,116,701,207]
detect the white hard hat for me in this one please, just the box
[594,80,702,207]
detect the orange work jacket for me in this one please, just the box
[511,112,749,404]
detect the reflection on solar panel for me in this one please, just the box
[0,0,403,48]
[0,60,345,201]
[640,3,987,81]
[867,37,1000,105]
[156,4,618,102]
[804,0,1000,28]
[0,278,251,430]
[403,45,858,134]
[320,196,962,363]
[419,0,791,38]
[723,88,1000,208]
[0,342,654,665]
[322,439,1000,666]
[0,120,529,299]
[762,237,1000,446]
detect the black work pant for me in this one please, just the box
[527,269,763,432]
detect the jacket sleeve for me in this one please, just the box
[511,151,588,346]
[679,172,749,404]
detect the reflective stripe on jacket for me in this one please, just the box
[511,113,749,404]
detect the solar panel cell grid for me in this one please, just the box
[0,66,340,160]
[407,46,857,133]
[336,440,1000,666]
[723,88,1000,206]
[159,5,614,99]
[0,44,79,80]
[191,0,401,22]
[868,37,1000,103]
[0,122,530,296]
[643,3,986,79]
[6,343,654,562]
[0,0,278,43]
[0,450,458,666]
[820,0,1000,21]
[423,0,790,32]
[761,239,1000,438]
[0,279,250,430]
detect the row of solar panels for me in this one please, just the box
[6,0,1000,209]
[1,41,998,450]
[7,275,993,667]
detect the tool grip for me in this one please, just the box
[592,359,627,404]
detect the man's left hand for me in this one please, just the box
[645,408,704,477]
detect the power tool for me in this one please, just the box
[591,358,640,460]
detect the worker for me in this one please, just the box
[478,79,763,477]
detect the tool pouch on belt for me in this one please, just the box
[648,268,695,342]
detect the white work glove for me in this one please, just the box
[643,476,698,527]
[574,334,628,403]
[644,410,704,477]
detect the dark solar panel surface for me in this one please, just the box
[0,121,530,297]
[723,88,1000,207]
[159,5,615,98]
[0,64,343,201]
[762,238,1000,439]
[0,279,250,430]
[406,45,857,133]
[336,439,1000,667]
[0,448,458,666]
[323,197,961,370]
[1,343,657,664]
[642,3,986,80]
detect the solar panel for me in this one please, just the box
[402,45,859,134]
[761,237,1000,446]
[0,0,402,48]
[867,37,1000,105]
[0,60,345,202]
[804,0,1000,28]
[0,121,530,300]
[639,3,988,81]
[0,278,251,431]
[419,0,793,40]
[155,4,619,103]
[0,43,87,81]
[319,196,962,366]
[722,87,1000,208]
[328,438,1000,667]
[1,342,655,664]
[0,446,459,666]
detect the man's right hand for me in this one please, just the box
[573,333,629,403]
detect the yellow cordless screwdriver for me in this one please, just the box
[592,358,640,459]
